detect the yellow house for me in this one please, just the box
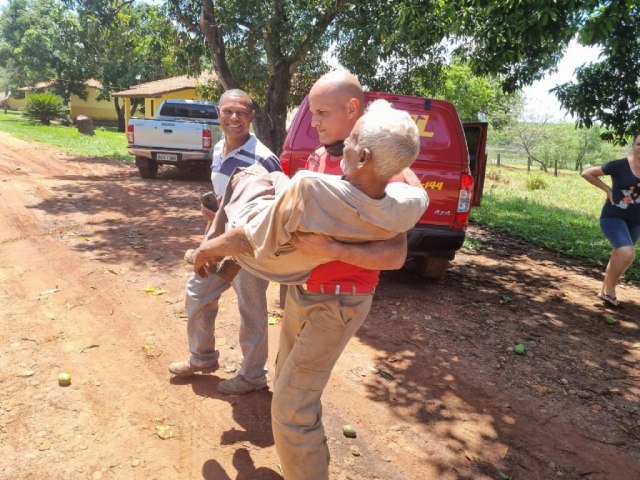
[69,79,118,121]
[6,79,119,121]
[112,73,218,126]
[5,91,27,110]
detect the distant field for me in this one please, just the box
[471,165,639,283]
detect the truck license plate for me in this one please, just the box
[156,153,178,161]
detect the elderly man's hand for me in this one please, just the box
[194,248,219,278]
[290,232,337,258]
[201,204,217,223]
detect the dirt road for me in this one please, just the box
[1,131,638,480]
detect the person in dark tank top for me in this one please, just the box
[581,133,640,308]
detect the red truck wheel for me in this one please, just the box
[419,257,450,280]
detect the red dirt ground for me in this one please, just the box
[0,131,638,480]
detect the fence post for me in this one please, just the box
[496,153,501,166]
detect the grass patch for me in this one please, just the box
[472,166,639,283]
[0,111,130,162]
[462,236,487,251]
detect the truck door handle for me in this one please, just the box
[163,129,173,134]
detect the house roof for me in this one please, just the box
[18,81,54,92]
[17,79,104,92]
[112,73,218,98]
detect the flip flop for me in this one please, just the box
[597,293,622,309]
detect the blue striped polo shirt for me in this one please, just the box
[211,134,281,196]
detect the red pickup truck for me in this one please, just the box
[279,92,488,279]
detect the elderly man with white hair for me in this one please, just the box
[193,99,428,282]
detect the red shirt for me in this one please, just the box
[303,149,380,289]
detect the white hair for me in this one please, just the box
[357,100,420,180]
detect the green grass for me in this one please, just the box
[0,111,130,162]
[472,166,639,283]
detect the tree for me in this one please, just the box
[168,0,344,154]
[1,0,184,130]
[415,62,523,129]
[571,126,606,171]
[511,119,551,173]
[70,0,184,130]
[166,1,620,154]
[0,0,90,102]
[553,1,640,145]
[6,1,627,151]
[0,61,21,113]
[339,1,639,144]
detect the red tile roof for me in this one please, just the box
[112,73,218,98]
[17,79,104,92]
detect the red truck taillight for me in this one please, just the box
[455,174,474,223]
[280,156,290,176]
[126,124,134,144]
[202,129,212,149]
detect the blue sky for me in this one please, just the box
[522,39,601,122]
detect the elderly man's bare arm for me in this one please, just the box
[194,226,252,278]
[291,232,407,270]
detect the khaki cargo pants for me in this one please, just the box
[272,285,373,480]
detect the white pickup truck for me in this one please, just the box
[126,99,222,178]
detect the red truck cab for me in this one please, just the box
[280,92,488,279]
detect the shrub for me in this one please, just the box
[525,175,548,191]
[486,169,503,182]
[23,92,68,125]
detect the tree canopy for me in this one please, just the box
[553,1,640,145]
[416,62,524,130]
[167,0,638,153]
[0,0,89,101]
[68,0,184,129]
[0,0,183,129]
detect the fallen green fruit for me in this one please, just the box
[58,372,71,386]
[513,344,525,355]
[605,316,616,325]
[342,424,357,438]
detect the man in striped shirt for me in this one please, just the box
[169,89,281,396]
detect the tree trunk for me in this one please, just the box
[114,98,125,132]
[253,64,292,156]
[554,158,558,177]
[76,115,95,136]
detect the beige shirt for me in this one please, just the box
[225,168,428,284]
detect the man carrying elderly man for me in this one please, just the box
[192,73,427,479]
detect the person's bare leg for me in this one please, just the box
[600,246,636,302]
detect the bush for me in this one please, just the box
[486,169,504,182]
[525,175,548,191]
[23,92,68,125]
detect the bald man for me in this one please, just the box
[271,72,415,480]
[192,100,426,285]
